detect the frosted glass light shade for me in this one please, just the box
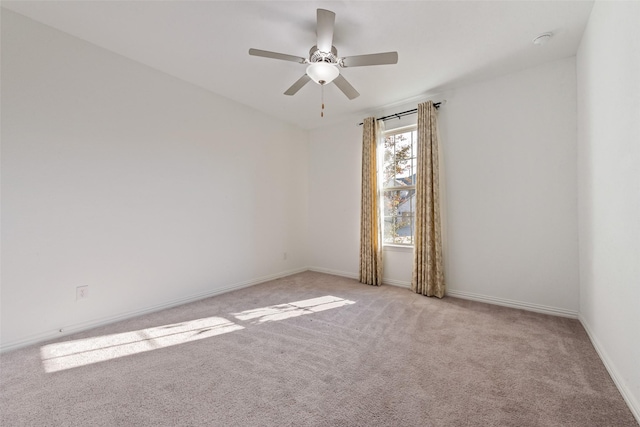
[306,62,339,85]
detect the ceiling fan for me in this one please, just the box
[249,8,398,102]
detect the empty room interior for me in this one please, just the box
[1,1,639,426]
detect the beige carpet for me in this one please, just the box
[1,271,637,426]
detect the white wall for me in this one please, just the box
[309,57,579,316]
[577,1,640,420]
[441,58,579,315]
[1,10,309,350]
[308,120,362,278]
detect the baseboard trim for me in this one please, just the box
[307,267,413,289]
[0,267,308,354]
[307,266,359,280]
[445,289,579,319]
[305,269,578,319]
[579,315,640,424]
[382,278,411,288]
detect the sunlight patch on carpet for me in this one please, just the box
[232,295,356,323]
[40,317,243,373]
[41,296,355,373]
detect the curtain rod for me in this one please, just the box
[357,101,443,126]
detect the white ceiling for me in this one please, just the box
[2,0,594,130]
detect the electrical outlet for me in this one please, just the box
[283,252,287,260]
[76,285,88,301]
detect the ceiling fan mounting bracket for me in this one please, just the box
[309,45,338,64]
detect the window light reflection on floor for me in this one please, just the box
[40,317,243,373]
[40,295,355,373]
[232,295,355,323]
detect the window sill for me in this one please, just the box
[383,244,413,253]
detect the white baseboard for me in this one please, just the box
[382,278,411,288]
[307,266,359,280]
[310,269,578,318]
[379,281,579,319]
[307,268,579,320]
[445,289,578,318]
[307,266,413,289]
[579,315,640,424]
[0,267,308,354]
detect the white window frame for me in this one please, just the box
[380,124,418,248]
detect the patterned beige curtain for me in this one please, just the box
[412,101,445,298]
[359,117,383,286]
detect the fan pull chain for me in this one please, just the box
[321,84,325,118]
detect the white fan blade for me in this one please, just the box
[284,74,312,96]
[341,52,398,68]
[316,9,335,53]
[333,74,360,100]
[249,48,306,64]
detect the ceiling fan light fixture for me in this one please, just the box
[306,62,339,85]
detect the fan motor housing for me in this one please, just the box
[309,45,338,64]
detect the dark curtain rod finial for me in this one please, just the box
[357,101,443,126]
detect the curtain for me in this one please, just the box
[359,117,384,286]
[412,101,445,298]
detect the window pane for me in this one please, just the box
[383,217,395,244]
[383,135,396,185]
[411,158,417,184]
[381,126,417,246]
[383,189,414,245]
[383,190,402,216]
[394,132,412,185]
[383,190,401,243]
[397,190,414,216]
[395,216,412,243]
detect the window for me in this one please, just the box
[382,126,417,246]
